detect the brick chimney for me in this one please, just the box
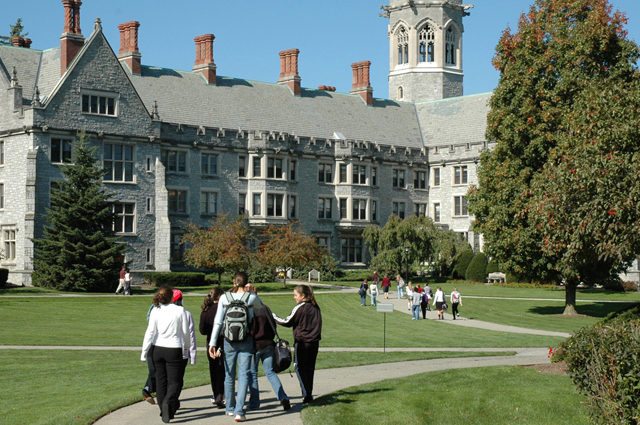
[60,0,84,74]
[278,49,301,96]
[193,34,216,85]
[118,21,141,75]
[10,37,32,48]
[351,61,373,106]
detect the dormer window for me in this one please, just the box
[445,27,457,66]
[419,25,435,63]
[82,92,118,116]
[396,26,409,65]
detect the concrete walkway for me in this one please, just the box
[94,348,548,425]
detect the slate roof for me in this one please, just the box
[415,92,492,146]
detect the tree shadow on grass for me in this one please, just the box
[528,302,639,318]
[315,387,390,406]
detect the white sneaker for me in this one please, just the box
[226,411,234,416]
[234,414,246,422]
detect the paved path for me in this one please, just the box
[94,348,549,425]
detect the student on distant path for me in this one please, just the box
[199,287,225,409]
[450,288,462,320]
[423,284,432,311]
[115,265,127,295]
[358,279,369,306]
[396,274,406,299]
[433,287,446,320]
[381,274,391,299]
[411,284,422,320]
[420,287,430,319]
[273,285,322,405]
[124,269,132,295]
[369,281,379,307]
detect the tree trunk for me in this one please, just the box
[217,270,222,286]
[563,278,578,316]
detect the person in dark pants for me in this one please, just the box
[199,286,226,409]
[172,289,196,405]
[141,287,192,423]
[142,303,158,404]
[273,284,322,404]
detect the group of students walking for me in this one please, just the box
[140,272,322,423]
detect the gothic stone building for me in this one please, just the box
[0,0,494,285]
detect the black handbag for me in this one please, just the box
[266,306,292,373]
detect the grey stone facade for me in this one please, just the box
[1,1,487,286]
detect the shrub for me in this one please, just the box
[486,259,499,274]
[452,248,473,279]
[248,261,276,284]
[622,280,639,292]
[142,272,206,287]
[0,268,8,288]
[557,307,640,425]
[465,252,488,282]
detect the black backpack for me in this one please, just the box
[223,292,251,342]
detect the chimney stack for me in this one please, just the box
[278,49,301,96]
[118,21,141,75]
[193,34,216,85]
[351,61,373,106]
[60,0,85,74]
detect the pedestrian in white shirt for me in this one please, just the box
[432,287,446,320]
[171,289,196,402]
[369,282,379,307]
[450,288,462,320]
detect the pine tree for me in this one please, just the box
[32,133,123,292]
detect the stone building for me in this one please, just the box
[0,0,493,286]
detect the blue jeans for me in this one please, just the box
[412,304,421,320]
[360,294,366,305]
[223,337,255,416]
[255,345,288,402]
[370,294,377,306]
[397,286,404,299]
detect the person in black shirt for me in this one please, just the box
[273,284,322,404]
[199,287,225,409]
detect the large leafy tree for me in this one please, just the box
[469,0,640,313]
[363,215,437,278]
[182,214,251,283]
[33,134,123,291]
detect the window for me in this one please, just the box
[433,203,441,222]
[398,86,404,99]
[454,165,468,185]
[252,157,262,177]
[168,189,187,214]
[0,141,4,165]
[339,198,348,219]
[145,197,154,214]
[252,193,262,216]
[352,165,367,185]
[104,143,134,182]
[267,194,284,217]
[238,193,246,215]
[341,237,363,263]
[318,163,332,183]
[289,195,297,218]
[0,183,3,209]
[414,170,427,189]
[316,236,329,249]
[371,200,377,221]
[352,198,367,220]
[372,167,378,186]
[432,167,441,186]
[161,149,187,173]
[454,196,468,216]
[393,169,406,188]
[201,153,218,176]
[51,138,73,164]
[392,201,406,219]
[418,25,435,63]
[200,191,218,216]
[445,27,457,65]
[289,160,297,181]
[267,158,284,179]
[170,233,185,262]
[415,203,427,217]
[112,202,135,234]
[396,26,409,65]
[339,164,348,183]
[3,229,16,261]
[145,156,153,172]
[146,248,154,265]
[318,198,332,219]
[82,93,117,116]
[239,155,247,177]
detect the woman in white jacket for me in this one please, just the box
[141,287,193,423]
[432,287,446,320]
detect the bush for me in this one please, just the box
[557,307,640,425]
[0,268,8,288]
[452,248,474,279]
[486,259,499,274]
[622,280,639,292]
[142,272,206,287]
[248,261,276,284]
[465,252,488,282]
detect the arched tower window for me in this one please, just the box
[396,26,409,65]
[398,86,404,99]
[418,25,435,63]
[445,27,457,66]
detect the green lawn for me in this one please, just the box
[0,294,565,348]
[302,366,590,425]
[0,350,513,425]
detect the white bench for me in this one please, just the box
[487,272,506,283]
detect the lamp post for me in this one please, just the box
[404,247,410,282]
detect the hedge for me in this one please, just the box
[0,268,8,288]
[465,252,488,282]
[556,306,640,425]
[142,272,207,287]
[486,259,499,274]
[452,248,474,279]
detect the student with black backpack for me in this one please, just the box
[208,272,262,423]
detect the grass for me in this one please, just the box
[0,349,513,425]
[0,294,565,348]
[302,366,590,425]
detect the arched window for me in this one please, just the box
[398,86,404,99]
[396,26,409,65]
[418,25,435,63]
[445,27,457,65]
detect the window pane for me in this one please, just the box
[107,97,115,115]
[82,95,89,112]
[99,97,106,114]
[51,139,61,163]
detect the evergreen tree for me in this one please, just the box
[465,252,489,282]
[468,0,640,313]
[32,133,123,292]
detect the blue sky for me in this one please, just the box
[3,1,639,98]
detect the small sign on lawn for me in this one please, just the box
[376,303,394,313]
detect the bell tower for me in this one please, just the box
[382,0,472,103]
